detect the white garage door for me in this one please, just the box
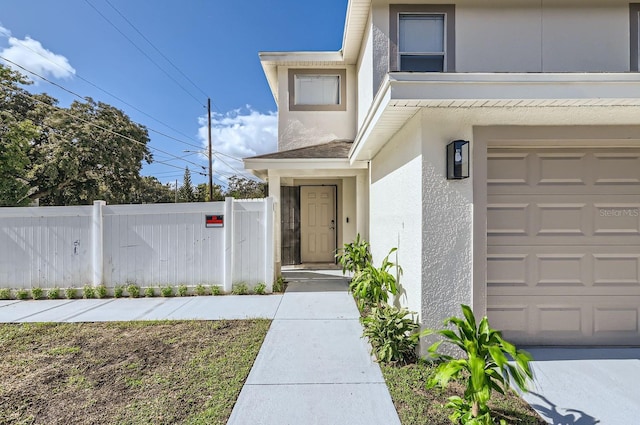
[487,147,640,345]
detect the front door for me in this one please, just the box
[300,186,336,263]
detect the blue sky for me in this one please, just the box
[0,0,348,188]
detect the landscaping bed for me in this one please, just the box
[0,320,270,424]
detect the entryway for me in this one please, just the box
[300,185,337,263]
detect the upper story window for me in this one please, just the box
[288,69,347,111]
[390,5,455,72]
[631,4,640,71]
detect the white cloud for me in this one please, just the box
[0,25,75,81]
[197,106,277,184]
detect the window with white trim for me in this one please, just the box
[631,4,640,71]
[399,14,445,72]
[288,69,347,111]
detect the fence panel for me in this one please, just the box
[0,198,274,290]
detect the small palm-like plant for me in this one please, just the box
[349,248,401,310]
[361,305,419,364]
[425,304,533,425]
[336,233,372,275]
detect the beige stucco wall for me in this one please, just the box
[277,66,358,151]
[357,11,375,130]
[367,0,632,91]
[369,113,423,319]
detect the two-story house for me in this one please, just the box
[245,0,640,348]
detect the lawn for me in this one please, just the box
[0,320,270,425]
[381,360,546,425]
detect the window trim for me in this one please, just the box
[389,4,455,72]
[631,4,640,72]
[288,69,347,111]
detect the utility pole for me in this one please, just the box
[175,179,178,203]
[207,98,213,201]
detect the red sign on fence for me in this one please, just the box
[205,215,224,228]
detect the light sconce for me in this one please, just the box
[446,140,470,180]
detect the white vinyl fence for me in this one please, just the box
[0,198,274,292]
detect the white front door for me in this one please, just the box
[300,186,336,263]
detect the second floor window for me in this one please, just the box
[399,14,445,72]
[294,75,340,105]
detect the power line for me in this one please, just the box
[83,0,205,108]
[0,82,207,173]
[103,0,209,100]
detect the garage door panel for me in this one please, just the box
[487,147,640,346]
[489,296,640,345]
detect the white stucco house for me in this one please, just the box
[245,0,640,347]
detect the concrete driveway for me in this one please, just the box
[522,347,640,425]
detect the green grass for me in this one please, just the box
[381,360,545,425]
[0,320,271,424]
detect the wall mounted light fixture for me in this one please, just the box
[446,140,470,180]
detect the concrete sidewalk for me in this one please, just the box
[227,270,401,425]
[0,294,282,322]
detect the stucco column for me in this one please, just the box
[268,171,282,275]
[356,169,369,240]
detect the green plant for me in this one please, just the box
[0,288,10,300]
[96,285,108,299]
[349,248,401,310]
[254,282,267,295]
[47,288,60,299]
[65,287,78,299]
[160,285,174,297]
[144,287,155,297]
[336,233,372,275]
[83,285,96,299]
[126,284,140,298]
[361,305,419,364]
[195,284,208,296]
[31,287,43,300]
[231,282,249,295]
[425,304,534,425]
[177,284,188,297]
[113,285,124,298]
[272,276,286,293]
[16,289,30,300]
[211,285,222,296]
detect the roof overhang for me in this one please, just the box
[258,0,371,103]
[244,158,368,180]
[350,72,640,162]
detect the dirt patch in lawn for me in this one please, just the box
[382,360,546,425]
[0,320,270,425]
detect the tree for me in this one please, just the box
[195,183,223,202]
[131,176,175,204]
[225,175,266,199]
[0,64,152,206]
[177,167,195,202]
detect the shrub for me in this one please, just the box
[96,285,108,299]
[113,285,124,298]
[195,284,208,296]
[272,276,286,293]
[231,282,249,295]
[31,287,44,300]
[126,284,140,298]
[349,248,401,310]
[65,287,78,299]
[424,304,534,425]
[0,288,10,300]
[83,285,96,299]
[47,288,60,299]
[211,285,222,296]
[253,282,267,295]
[160,286,174,297]
[177,284,188,297]
[336,233,372,275]
[361,305,419,364]
[16,289,30,300]
[144,287,155,297]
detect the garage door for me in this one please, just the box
[486,147,640,345]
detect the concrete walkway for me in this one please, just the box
[522,347,640,425]
[227,270,401,425]
[0,294,282,322]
